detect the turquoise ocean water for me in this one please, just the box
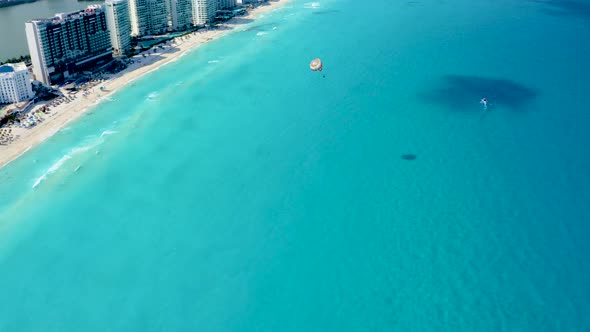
[1,0,590,330]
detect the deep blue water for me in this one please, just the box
[1,0,590,330]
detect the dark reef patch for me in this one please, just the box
[401,154,417,161]
[419,75,537,111]
[530,0,590,20]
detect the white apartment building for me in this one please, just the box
[129,0,169,36]
[128,0,147,36]
[169,0,193,31]
[0,63,34,104]
[148,0,169,34]
[25,6,112,85]
[105,0,132,57]
[217,0,236,10]
[191,0,217,26]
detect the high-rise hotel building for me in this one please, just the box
[169,0,193,31]
[0,63,34,104]
[105,0,131,57]
[129,0,169,36]
[191,0,217,26]
[25,5,111,85]
[217,0,236,10]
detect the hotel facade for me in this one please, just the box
[169,0,194,31]
[105,0,132,57]
[0,63,34,104]
[25,5,112,85]
[191,0,217,26]
[217,0,236,10]
[129,0,169,36]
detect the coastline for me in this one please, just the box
[0,0,291,170]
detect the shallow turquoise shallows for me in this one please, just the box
[1,0,590,330]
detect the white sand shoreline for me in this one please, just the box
[0,0,291,169]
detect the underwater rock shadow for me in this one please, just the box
[530,0,590,20]
[419,75,538,111]
[401,154,417,160]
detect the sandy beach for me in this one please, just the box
[0,0,291,169]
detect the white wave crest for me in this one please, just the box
[31,133,110,189]
[147,91,159,100]
[304,2,320,8]
[100,130,118,138]
[32,154,71,189]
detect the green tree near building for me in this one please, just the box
[0,55,31,66]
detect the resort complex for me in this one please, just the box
[23,0,249,85]
[0,0,276,162]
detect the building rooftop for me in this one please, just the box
[0,65,14,73]
[29,5,103,24]
[0,62,27,74]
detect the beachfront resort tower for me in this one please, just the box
[0,63,34,104]
[25,5,112,85]
[105,0,132,57]
[128,0,147,36]
[191,0,217,26]
[169,0,193,31]
[147,0,169,34]
[217,0,236,10]
[128,0,169,36]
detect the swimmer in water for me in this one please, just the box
[480,97,488,110]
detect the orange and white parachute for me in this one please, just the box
[309,58,323,72]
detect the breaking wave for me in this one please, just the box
[32,130,116,189]
[147,91,159,101]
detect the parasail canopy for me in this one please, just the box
[310,58,323,72]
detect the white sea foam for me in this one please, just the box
[32,154,71,189]
[31,132,112,189]
[256,32,268,36]
[100,130,118,138]
[304,2,320,8]
[147,92,159,100]
[208,60,220,64]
